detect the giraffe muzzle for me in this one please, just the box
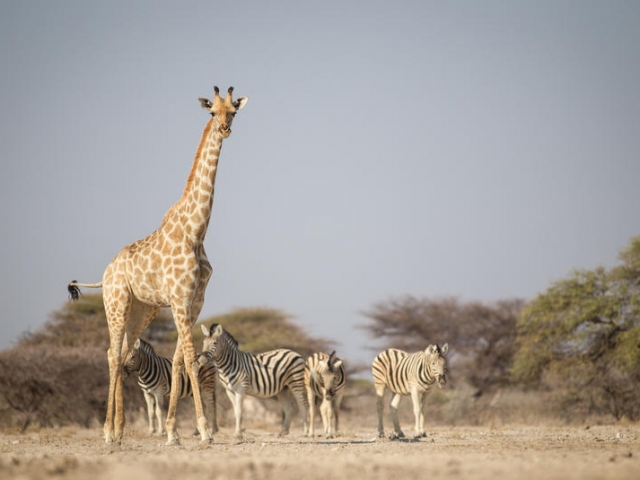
[219,124,231,137]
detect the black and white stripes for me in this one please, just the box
[123,338,218,436]
[199,323,309,438]
[304,351,345,438]
[372,344,448,439]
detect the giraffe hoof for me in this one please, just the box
[165,437,181,447]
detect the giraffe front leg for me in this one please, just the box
[113,377,126,444]
[189,358,212,444]
[104,330,125,445]
[165,338,184,446]
[180,330,211,444]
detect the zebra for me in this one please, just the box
[123,338,218,436]
[199,323,309,438]
[372,343,448,439]
[304,351,346,438]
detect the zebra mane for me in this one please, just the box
[136,338,156,354]
[211,323,239,349]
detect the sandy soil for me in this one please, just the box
[1,420,639,480]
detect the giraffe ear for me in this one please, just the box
[234,96,248,111]
[199,97,212,110]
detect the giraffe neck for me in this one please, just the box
[165,119,224,243]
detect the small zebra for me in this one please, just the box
[199,323,309,438]
[123,338,218,436]
[304,351,345,438]
[372,343,448,439]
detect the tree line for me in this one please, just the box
[1,236,638,430]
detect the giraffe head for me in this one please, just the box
[198,86,248,138]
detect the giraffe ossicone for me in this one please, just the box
[68,85,247,446]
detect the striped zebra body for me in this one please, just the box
[304,351,345,438]
[372,344,448,439]
[124,338,218,436]
[199,323,309,438]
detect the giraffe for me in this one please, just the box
[68,86,248,446]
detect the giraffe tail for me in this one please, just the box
[67,280,103,301]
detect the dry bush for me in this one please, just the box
[0,346,144,431]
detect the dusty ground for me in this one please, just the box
[1,419,638,480]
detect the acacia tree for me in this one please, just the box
[360,296,523,395]
[194,307,334,359]
[512,236,640,420]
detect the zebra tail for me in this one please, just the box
[67,280,103,301]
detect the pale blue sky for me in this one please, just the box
[1,1,638,365]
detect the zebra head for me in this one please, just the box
[199,323,234,366]
[311,351,344,401]
[123,338,145,378]
[424,343,449,388]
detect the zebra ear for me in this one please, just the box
[425,345,438,355]
[333,359,343,369]
[134,338,141,349]
[214,324,224,336]
[441,343,449,356]
[201,324,209,337]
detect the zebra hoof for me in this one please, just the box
[165,437,181,447]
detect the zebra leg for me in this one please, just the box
[320,399,333,438]
[389,393,405,439]
[334,393,343,436]
[374,383,386,438]
[142,390,156,434]
[276,391,294,437]
[203,385,218,435]
[231,390,245,439]
[419,392,428,437]
[411,390,426,438]
[292,384,309,436]
[156,393,167,436]
[307,388,316,437]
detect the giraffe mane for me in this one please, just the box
[161,118,215,225]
